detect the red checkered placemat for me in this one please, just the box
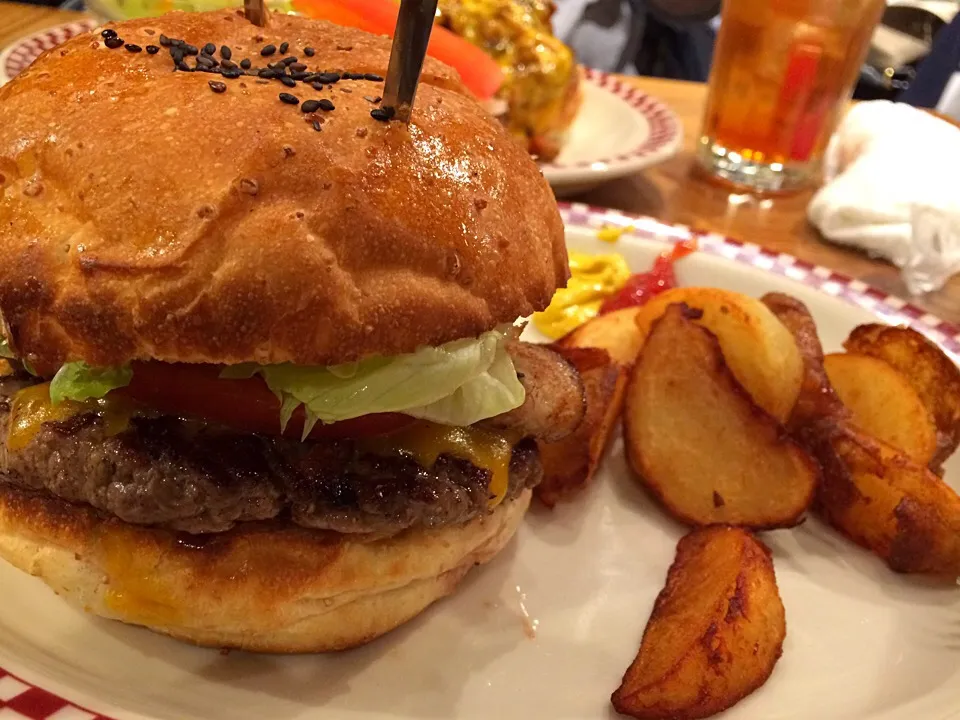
[0,669,113,720]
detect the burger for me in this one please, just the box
[0,11,583,652]
[437,0,582,161]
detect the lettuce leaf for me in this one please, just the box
[222,328,525,433]
[49,362,133,405]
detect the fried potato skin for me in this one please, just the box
[556,307,645,366]
[536,346,626,506]
[632,288,803,422]
[814,426,960,575]
[824,353,938,466]
[760,292,848,430]
[612,526,786,720]
[844,324,960,468]
[623,304,817,528]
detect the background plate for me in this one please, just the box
[541,71,683,197]
[1,208,958,720]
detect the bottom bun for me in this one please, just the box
[0,484,531,653]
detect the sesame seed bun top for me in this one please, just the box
[0,10,567,373]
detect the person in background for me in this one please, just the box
[899,13,960,121]
[552,0,721,81]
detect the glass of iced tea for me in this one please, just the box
[697,0,886,192]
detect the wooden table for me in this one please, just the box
[2,2,959,322]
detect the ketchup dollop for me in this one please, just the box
[599,239,698,314]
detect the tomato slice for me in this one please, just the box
[120,362,414,439]
[292,0,503,100]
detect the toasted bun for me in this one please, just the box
[0,484,530,652]
[0,11,566,373]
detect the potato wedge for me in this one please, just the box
[824,353,938,465]
[624,304,818,528]
[633,288,802,422]
[812,425,960,576]
[536,346,626,507]
[761,292,848,430]
[612,526,786,720]
[844,324,960,467]
[557,307,645,366]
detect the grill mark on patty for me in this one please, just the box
[0,377,541,536]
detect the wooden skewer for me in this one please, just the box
[382,0,440,123]
[244,0,269,27]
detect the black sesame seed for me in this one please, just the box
[220,59,237,70]
[282,56,298,66]
[258,68,278,79]
[146,45,160,54]
[370,105,395,121]
[183,44,199,56]
[104,36,124,49]
[318,98,335,111]
[176,60,193,72]
[222,68,243,79]
[340,72,356,80]
[101,29,117,38]
[301,99,321,113]
[240,58,252,69]
[304,46,315,57]
[316,72,339,83]
[363,73,383,82]
[208,80,227,93]
[201,43,215,55]
[159,34,172,46]
[221,45,232,60]
[246,68,260,76]
[291,71,309,81]
[267,61,284,70]
[279,92,299,105]
[196,54,215,67]
[312,119,322,131]
[260,44,276,56]
[170,38,184,46]
[280,76,297,88]
[279,41,289,54]
[311,82,324,91]
[289,62,307,72]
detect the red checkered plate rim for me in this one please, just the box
[559,202,960,358]
[539,68,683,182]
[0,19,99,85]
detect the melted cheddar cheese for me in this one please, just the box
[365,422,517,508]
[100,532,183,626]
[7,383,134,451]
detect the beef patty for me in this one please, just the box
[0,377,541,536]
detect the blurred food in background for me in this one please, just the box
[436,0,581,160]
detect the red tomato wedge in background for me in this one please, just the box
[120,362,414,439]
[292,0,503,100]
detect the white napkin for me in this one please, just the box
[808,100,960,294]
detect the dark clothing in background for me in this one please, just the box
[899,13,960,118]
[554,0,719,81]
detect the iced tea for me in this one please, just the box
[698,0,885,191]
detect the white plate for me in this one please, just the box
[0,19,99,86]
[541,70,683,197]
[1,206,959,720]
